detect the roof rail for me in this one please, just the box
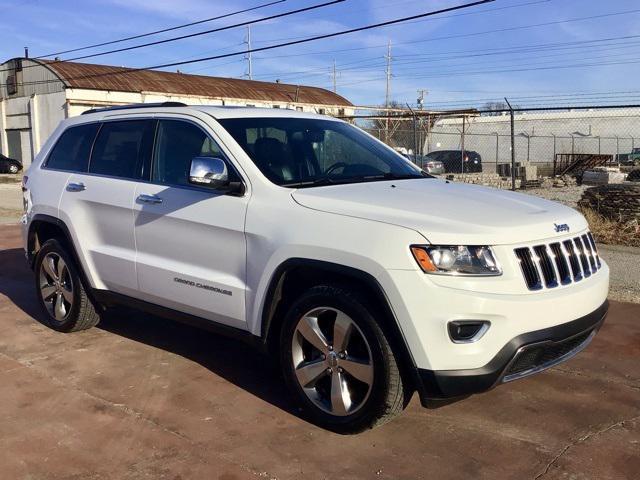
[81,102,187,115]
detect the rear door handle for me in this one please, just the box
[137,194,163,205]
[66,182,86,192]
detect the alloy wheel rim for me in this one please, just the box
[39,252,73,321]
[291,307,374,416]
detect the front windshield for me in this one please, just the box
[217,117,426,187]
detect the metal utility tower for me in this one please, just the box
[245,26,253,80]
[332,59,337,93]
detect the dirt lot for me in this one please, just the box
[0,224,638,479]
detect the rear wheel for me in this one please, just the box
[8,163,19,174]
[34,239,100,332]
[280,285,406,433]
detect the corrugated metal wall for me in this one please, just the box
[0,58,65,99]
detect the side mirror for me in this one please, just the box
[189,157,229,189]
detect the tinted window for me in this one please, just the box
[46,123,100,172]
[89,120,154,179]
[219,117,421,187]
[152,120,232,187]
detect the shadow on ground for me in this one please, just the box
[0,246,300,420]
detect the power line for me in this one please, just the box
[252,7,640,60]
[0,0,345,74]
[34,0,286,58]
[251,0,550,45]
[3,0,495,89]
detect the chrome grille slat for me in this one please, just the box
[587,232,601,268]
[574,237,591,278]
[563,239,583,282]
[514,247,542,290]
[533,245,558,288]
[582,234,597,273]
[550,242,572,285]
[514,231,601,290]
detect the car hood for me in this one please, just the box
[291,178,587,245]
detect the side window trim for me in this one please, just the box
[86,122,104,174]
[149,117,246,194]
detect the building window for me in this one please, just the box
[6,75,17,95]
[318,108,326,115]
[296,106,304,112]
[338,108,345,116]
[272,105,280,109]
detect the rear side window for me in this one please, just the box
[89,120,155,180]
[46,123,100,172]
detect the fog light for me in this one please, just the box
[448,321,490,343]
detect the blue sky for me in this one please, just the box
[2,0,640,108]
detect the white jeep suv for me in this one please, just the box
[22,103,609,432]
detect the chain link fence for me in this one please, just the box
[354,105,640,183]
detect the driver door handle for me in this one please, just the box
[137,194,163,205]
[66,182,86,192]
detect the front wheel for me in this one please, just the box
[8,163,19,174]
[280,285,407,433]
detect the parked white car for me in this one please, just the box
[22,103,609,432]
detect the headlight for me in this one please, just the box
[410,245,502,276]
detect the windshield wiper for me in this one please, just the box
[360,172,430,181]
[282,172,429,188]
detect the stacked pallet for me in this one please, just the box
[578,184,640,222]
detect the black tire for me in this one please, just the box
[280,284,406,433]
[8,163,19,174]
[34,239,100,332]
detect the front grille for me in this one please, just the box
[503,330,593,380]
[514,232,602,290]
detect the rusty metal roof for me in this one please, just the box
[43,60,352,107]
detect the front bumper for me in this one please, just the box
[415,300,608,404]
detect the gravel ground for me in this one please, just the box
[0,179,23,225]
[521,185,588,208]
[598,244,640,303]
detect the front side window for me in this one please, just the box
[46,123,100,172]
[89,120,154,180]
[218,117,424,187]
[152,120,233,187]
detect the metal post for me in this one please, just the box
[406,103,419,167]
[384,40,392,144]
[505,98,516,191]
[552,134,556,174]
[495,133,499,171]
[461,115,466,174]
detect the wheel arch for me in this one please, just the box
[260,258,419,386]
[27,214,95,294]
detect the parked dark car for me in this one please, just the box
[424,150,482,173]
[0,154,22,174]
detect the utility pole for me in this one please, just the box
[245,26,253,80]
[384,40,392,109]
[332,59,337,93]
[384,40,392,143]
[417,89,428,110]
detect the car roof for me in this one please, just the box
[77,104,339,122]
